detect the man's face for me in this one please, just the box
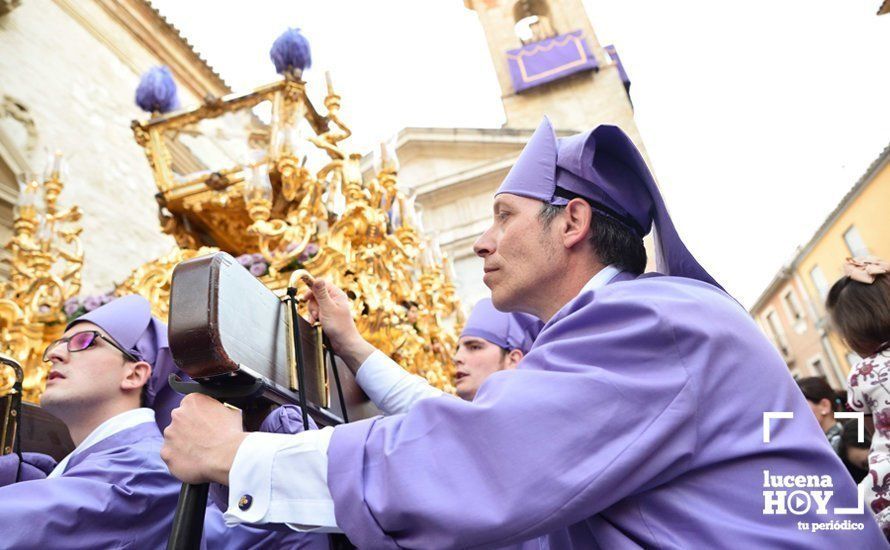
[453,336,511,401]
[473,194,560,315]
[41,322,137,416]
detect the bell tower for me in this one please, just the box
[464,0,647,157]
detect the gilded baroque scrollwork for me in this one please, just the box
[1,66,462,404]
[129,71,462,392]
[115,247,219,321]
[0,158,84,402]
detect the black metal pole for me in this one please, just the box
[286,291,311,429]
[328,345,348,424]
[167,482,209,550]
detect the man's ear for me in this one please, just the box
[561,198,593,250]
[502,349,524,370]
[122,361,152,393]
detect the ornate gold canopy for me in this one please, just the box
[2,41,463,403]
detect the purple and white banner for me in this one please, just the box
[506,30,598,93]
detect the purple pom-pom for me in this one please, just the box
[236,254,253,267]
[249,262,268,277]
[270,28,311,77]
[83,295,102,312]
[251,253,265,263]
[135,66,180,114]
[63,300,80,317]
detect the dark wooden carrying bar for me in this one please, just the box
[167,252,378,427]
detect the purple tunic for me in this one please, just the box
[0,422,178,549]
[0,416,328,549]
[327,273,885,548]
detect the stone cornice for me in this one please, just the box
[54,0,230,99]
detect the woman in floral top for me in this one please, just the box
[827,256,890,538]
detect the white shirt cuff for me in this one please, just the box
[355,349,446,415]
[224,427,338,531]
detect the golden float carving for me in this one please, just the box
[2,71,463,403]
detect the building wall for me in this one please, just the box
[0,0,223,293]
[753,275,844,386]
[794,154,890,377]
[752,148,890,388]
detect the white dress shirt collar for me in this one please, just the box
[48,407,156,478]
[580,264,623,295]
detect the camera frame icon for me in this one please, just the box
[762,411,865,515]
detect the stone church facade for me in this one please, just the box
[0,0,227,289]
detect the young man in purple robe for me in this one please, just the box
[0,295,327,549]
[162,119,885,548]
[355,297,542,414]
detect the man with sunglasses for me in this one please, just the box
[0,294,328,549]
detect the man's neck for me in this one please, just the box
[536,262,607,321]
[62,402,138,447]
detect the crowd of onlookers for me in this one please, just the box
[797,256,890,538]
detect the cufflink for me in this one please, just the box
[238,494,253,511]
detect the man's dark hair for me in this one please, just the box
[826,273,890,357]
[538,202,647,275]
[796,376,840,410]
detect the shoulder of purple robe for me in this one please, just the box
[0,422,181,549]
[0,452,56,486]
[327,276,883,548]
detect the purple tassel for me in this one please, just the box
[270,28,312,78]
[249,262,269,277]
[135,66,181,114]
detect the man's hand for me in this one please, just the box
[161,393,246,485]
[304,278,376,373]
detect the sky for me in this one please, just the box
[149,0,890,307]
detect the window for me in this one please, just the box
[782,289,805,325]
[0,95,38,281]
[0,159,16,278]
[843,225,869,258]
[765,310,790,356]
[513,0,556,44]
[809,265,830,301]
[808,356,826,377]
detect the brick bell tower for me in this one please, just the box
[463,0,648,160]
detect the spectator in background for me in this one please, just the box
[797,376,845,455]
[841,419,871,484]
[827,255,890,539]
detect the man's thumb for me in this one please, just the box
[313,279,330,303]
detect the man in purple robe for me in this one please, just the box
[0,295,326,549]
[354,297,542,414]
[162,118,885,548]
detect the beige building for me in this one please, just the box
[751,142,890,389]
[0,0,227,289]
[393,0,649,304]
